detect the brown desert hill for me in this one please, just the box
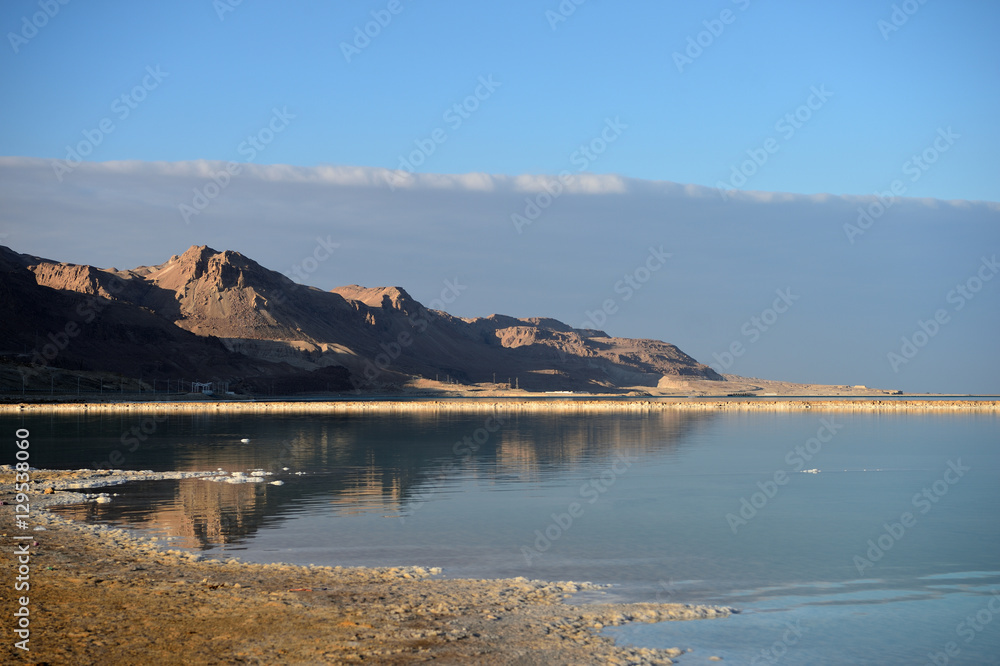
[11,244,722,393]
[30,245,354,341]
[325,285,723,390]
[0,246,352,394]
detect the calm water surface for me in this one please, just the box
[6,408,998,665]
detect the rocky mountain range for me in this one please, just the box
[1,244,722,395]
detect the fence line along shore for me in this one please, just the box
[1,398,997,414]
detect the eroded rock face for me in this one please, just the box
[9,243,722,392]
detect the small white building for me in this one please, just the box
[191,381,213,395]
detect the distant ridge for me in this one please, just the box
[2,244,722,394]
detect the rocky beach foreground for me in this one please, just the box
[1,468,733,665]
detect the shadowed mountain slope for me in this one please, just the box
[7,244,722,393]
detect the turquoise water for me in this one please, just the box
[6,408,999,664]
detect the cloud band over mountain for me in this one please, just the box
[1,157,997,394]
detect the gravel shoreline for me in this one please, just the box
[1,467,734,664]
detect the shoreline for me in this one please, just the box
[2,467,732,664]
[2,397,998,414]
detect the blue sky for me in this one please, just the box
[1,1,998,393]
[2,0,998,201]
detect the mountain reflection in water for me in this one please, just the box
[39,409,715,551]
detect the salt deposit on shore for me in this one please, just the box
[0,467,734,664]
[2,398,996,415]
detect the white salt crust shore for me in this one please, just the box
[2,398,997,415]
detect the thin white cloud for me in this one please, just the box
[3,156,997,210]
